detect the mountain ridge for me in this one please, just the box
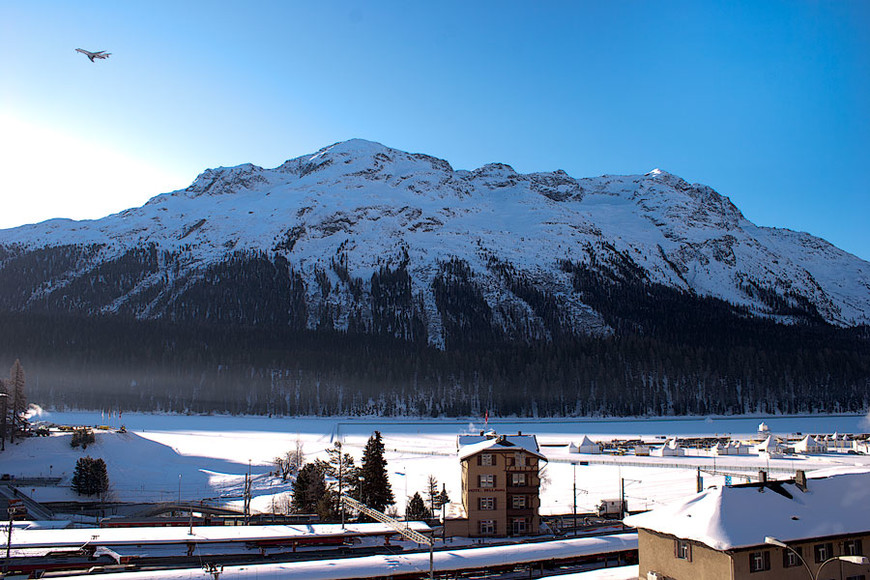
[1,139,868,417]
[0,139,868,350]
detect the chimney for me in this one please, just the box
[795,470,808,492]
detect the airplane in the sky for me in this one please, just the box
[75,48,111,62]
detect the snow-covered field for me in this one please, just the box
[5,411,870,518]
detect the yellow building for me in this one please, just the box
[624,469,870,580]
[445,432,546,537]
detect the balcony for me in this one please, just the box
[506,485,538,494]
[504,464,538,472]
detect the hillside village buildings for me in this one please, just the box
[624,469,870,580]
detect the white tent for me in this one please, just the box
[725,440,750,455]
[754,435,780,456]
[794,434,826,454]
[652,438,684,457]
[570,435,601,454]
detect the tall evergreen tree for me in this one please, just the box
[9,360,25,442]
[358,431,394,512]
[314,441,360,520]
[406,492,430,521]
[71,456,109,496]
[291,463,326,514]
[0,378,7,450]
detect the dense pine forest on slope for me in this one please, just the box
[1,141,868,417]
[1,252,867,417]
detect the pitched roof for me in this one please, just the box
[458,435,545,461]
[624,468,870,551]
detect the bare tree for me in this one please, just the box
[274,437,305,481]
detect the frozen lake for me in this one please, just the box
[12,410,870,518]
[34,410,870,439]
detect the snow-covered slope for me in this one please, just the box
[1,139,868,346]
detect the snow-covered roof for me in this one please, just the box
[754,435,777,452]
[3,523,432,549]
[40,533,637,580]
[624,468,870,551]
[458,435,544,461]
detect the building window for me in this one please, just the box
[510,473,527,487]
[511,518,527,535]
[479,454,494,466]
[845,539,864,556]
[675,539,692,562]
[749,550,771,572]
[814,542,834,563]
[478,497,496,511]
[479,474,495,488]
[479,520,495,535]
[783,546,803,568]
[512,495,527,509]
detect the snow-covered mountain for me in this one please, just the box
[1,139,868,348]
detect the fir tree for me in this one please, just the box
[291,462,326,514]
[0,378,7,449]
[71,456,109,496]
[358,431,394,512]
[9,360,25,442]
[406,492,430,521]
[314,441,360,520]
[426,475,439,515]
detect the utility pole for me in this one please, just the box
[337,441,344,529]
[5,499,24,573]
[4,514,11,573]
[0,393,7,452]
[572,462,577,537]
[244,460,252,525]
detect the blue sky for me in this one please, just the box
[2,1,868,260]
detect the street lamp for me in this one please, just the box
[765,537,813,580]
[765,536,869,580]
[394,471,408,519]
[817,556,870,580]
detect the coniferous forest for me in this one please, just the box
[0,251,867,417]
